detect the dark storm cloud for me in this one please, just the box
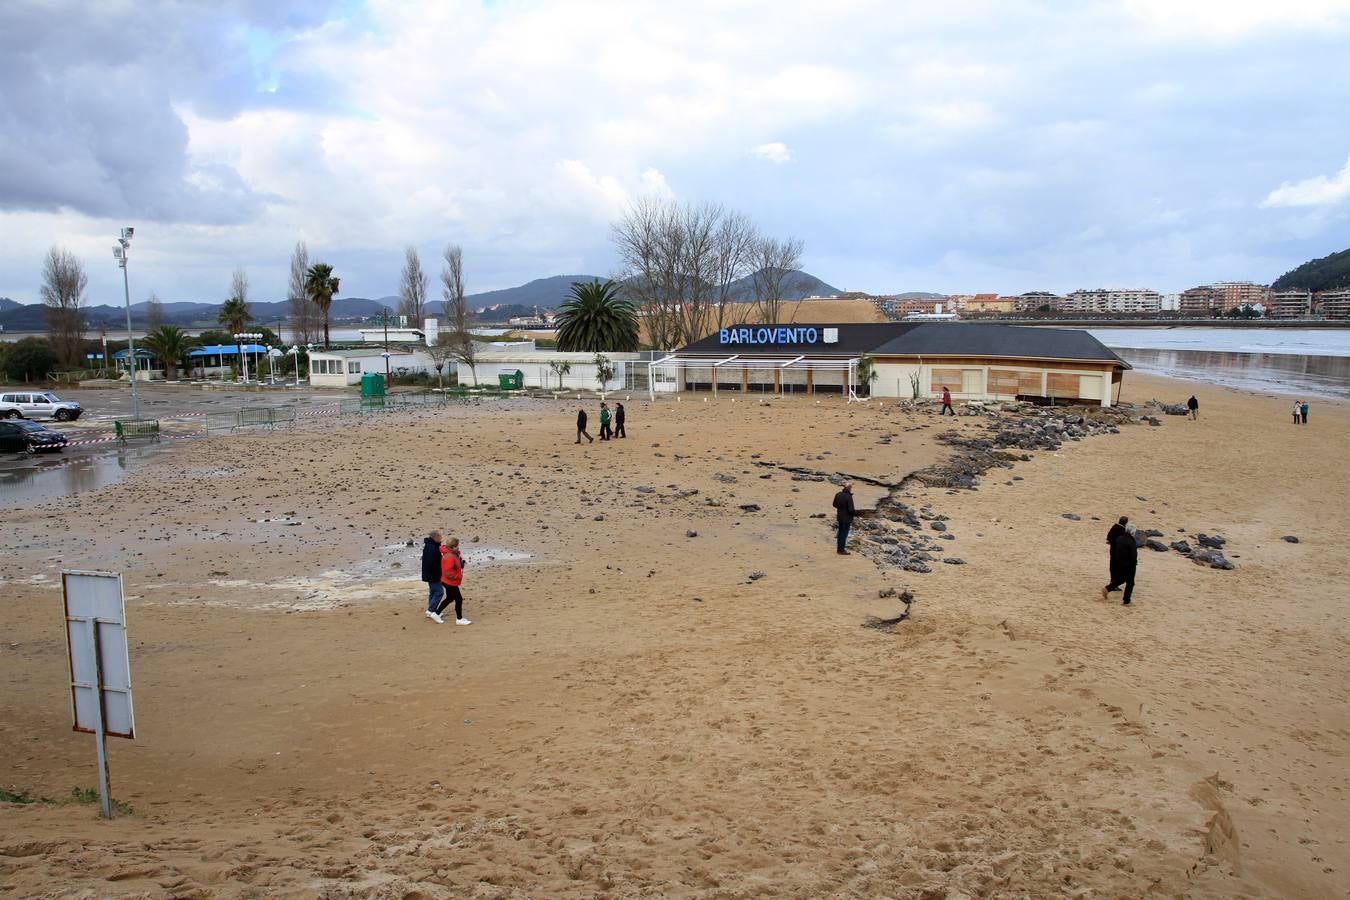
[0,0,339,224]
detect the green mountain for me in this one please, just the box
[1271,247,1350,292]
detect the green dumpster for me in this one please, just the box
[497,369,523,390]
[360,372,386,398]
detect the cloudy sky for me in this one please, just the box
[2,0,1349,306]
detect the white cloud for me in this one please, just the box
[753,142,791,164]
[1262,155,1350,207]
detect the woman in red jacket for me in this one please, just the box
[436,537,471,625]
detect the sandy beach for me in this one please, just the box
[1,371,1347,897]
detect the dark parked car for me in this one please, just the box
[0,419,69,453]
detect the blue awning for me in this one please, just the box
[188,344,268,357]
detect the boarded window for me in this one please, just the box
[988,369,1020,397]
[1048,372,1102,400]
[1018,370,1044,395]
[1076,375,1101,401]
[930,368,963,392]
[960,369,982,394]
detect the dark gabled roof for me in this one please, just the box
[674,322,1128,367]
[677,323,919,357]
[874,323,1129,366]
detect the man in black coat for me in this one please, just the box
[422,530,446,622]
[833,482,856,555]
[614,402,626,438]
[1103,523,1138,605]
[1106,515,1128,546]
[575,407,593,444]
[1187,395,1199,420]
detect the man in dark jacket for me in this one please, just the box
[1103,523,1138,605]
[1106,515,1128,546]
[576,407,593,444]
[1187,395,1199,420]
[614,402,626,438]
[422,530,446,622]
[833,482,856,555]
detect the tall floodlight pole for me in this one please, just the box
[113,228,140,418]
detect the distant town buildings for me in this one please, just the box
[1268,289,1312,319]
[1063,289,1164,313]
[1315,288,1350,318]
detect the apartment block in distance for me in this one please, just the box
[1212,281,1270,311]
[1012,291,1067,312]
[1268,289,1313,318]
[1179,285,1222,315]
[1064,288,1163,313]
[1314,288,1350,318]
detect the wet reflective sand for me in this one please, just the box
[1114,348,1350,400]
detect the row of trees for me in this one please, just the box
[611,197,805,349]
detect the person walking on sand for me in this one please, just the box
[1301,400,1309,425]
[1106,515,1128,546]
[599,402,613,440]
[1187,395,1199,420]
[940,385,955,416]
[436,537,471,625]
[614,402,626,439]
[1102,523,1139,606]
[576,407,594,443]
[1292,401,1302,425]
[422,529,447,623]
[833,482,856,555]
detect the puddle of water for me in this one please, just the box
[0,446,171,507]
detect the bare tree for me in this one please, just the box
[398,246,428,324]
[40,245,87,366]
[440,243,476,385]
[751,236,805,325]
[231,266,250,309]
[287,241,317,345]
[145,291,164,330]
[611,199,772,347]
[425,332,458,391]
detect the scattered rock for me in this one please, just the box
[942,557,966,565]
[686,529,698,538]
[748,570,765,581]
[1062,513,1081,521]
[879,587,896,598]
[636,485,655,493]
[1170,540,1192,555]
[1144,539,1169,552]
[1282,535,1300,543]
[1190,548,1235,570]
[930,521,947,532]
[593,514,605,521]
[1196,533,1227,549]
[738,504,761,513]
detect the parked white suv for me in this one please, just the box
[0,391,84,421]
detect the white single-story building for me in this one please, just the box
[307,348,435,387]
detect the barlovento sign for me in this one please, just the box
[718,326,837,346]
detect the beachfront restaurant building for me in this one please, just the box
[652,322,1130,406]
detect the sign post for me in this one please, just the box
[62,570,135,819]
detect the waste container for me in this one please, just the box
[360,372,386,397]
[497,369,523,390]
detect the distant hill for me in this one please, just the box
[0,297,20,313]
[1271,247,1350,292]
[894,291,944,299]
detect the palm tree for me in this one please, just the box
[218,294,251,381]
[305,263,340,348]
[555,280,639,352]
[141,325,200,381]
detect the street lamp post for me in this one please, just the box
[113,227,139,418]
[233,332,262,383]
[380,351,392,386]
[289,346,301,387]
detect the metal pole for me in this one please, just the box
[120,252,140,419]
[85,617,113,819]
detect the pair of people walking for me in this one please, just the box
[576,402,626,443]
[1291,400,1310,425]
[1102,516,1138,605]
[420,530,471,625]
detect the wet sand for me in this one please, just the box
[1,374,1347,897]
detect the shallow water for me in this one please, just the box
[1115,348,1350,400]
[0,446,170,507]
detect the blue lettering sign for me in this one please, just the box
[717,325,821,346]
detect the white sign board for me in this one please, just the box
[63,570,135,739]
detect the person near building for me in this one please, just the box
[436,537,471,625]
[1301,400,1309,425]
[1102,523,1139,606]
[1187,395,1199,420]
[614,402,626,438]
[832,482,856,555]
[940,385,955,416]
[1292,401,1302,425]
[576,407,594,444]
[422,529,446,623]
[599,402,613,440]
